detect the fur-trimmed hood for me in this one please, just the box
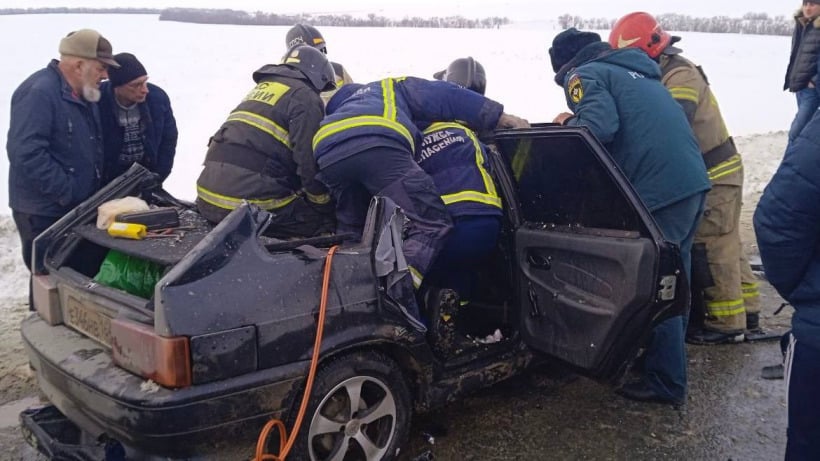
[794,9,820,28]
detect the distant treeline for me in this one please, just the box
[0,8,797,35]
[559,12,796,36]
[0,7,510,29]
[0,7,159,15]
[159,8,509,29]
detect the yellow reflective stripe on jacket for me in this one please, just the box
[313,78,414,151]
[708,154,742,181]
[382,78,397,120]
[196,185,298,211]
[305,191,331,205]
[313,115,415,151]
[441,190,502,207]
[227,111,290,149]
[423,122,503,209]
[409,266,423,288]
[705,298,745,317]
[742,282,760,299]
[669,86,699,104]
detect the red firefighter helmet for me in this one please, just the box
[608,12,672,59]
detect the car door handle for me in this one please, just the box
[527,252,551,270]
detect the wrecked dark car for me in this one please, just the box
[19,124,687,460]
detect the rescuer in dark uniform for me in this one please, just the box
[196,45,337,238]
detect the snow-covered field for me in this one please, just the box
[0,14,796,458]
[0,14,793,310]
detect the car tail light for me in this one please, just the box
[32,275,62,325]
[110,318,192,388]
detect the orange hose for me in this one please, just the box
[255,245,339,461]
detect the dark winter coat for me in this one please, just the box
[99,81,178,184]
[754,112,820,351]
[557,43,710,211]
[197,67,329,213]
[7,60,104,217]
[783,10,820,92]
[416,122,503,218]
[312,77,504,169]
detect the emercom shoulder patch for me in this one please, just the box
[567,73,584,104]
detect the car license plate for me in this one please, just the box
[63,293,112,348]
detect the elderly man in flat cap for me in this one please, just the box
[99,52,178,185]
[7,28,119,309]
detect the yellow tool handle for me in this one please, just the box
[107,222,147,240]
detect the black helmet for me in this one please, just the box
[281,45,337,92]
[433,57,487,95]
[286,24,327,54]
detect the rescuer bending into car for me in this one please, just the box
[416,57,505,351]
[196,45,337,239]
[313,76,528,322]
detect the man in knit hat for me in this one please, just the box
[99,52,178,184]
[7,29,119,309]
[549,28,710,405]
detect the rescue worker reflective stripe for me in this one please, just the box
[409,266,424,289]
[708,154,742,181]
[313,115,415,152]
[669,86,699,103]
[305,191,332,205]
[227,111,291,149]
[742,282,760,299]
[705,298,746,317]
[424,122,503,209]
[441,190,502,207]
[313,78,415,152]
[382,78,398,120]
[196,185,298,211]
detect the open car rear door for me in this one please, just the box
[493,128,687,381]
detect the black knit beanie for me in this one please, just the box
[108,52,147,87]
[549,28,602,73]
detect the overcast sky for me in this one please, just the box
[2,0,795,21]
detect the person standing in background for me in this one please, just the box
[783,0,820,149]
[7,29,118,308]
[609,12,761,345]
[285,23,354,104]
[99,52,178,185]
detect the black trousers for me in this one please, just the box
[12,211,60,311]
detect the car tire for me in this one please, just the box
[288,350,411,461]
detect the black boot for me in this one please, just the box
[686,327,745,345]
[746,312,760,332]
[423,288,477,357]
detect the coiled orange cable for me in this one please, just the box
[255,245,339,460]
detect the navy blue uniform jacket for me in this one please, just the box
[313,77,504,169]
[754,113,820,351]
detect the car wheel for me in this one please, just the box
[290,351,411,461]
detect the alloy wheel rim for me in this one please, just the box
[308,375,397,461]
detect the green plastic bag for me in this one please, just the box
[94,250,165,299]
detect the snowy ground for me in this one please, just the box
[0,12,796,458]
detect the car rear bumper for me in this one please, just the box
[21,314,306,459]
